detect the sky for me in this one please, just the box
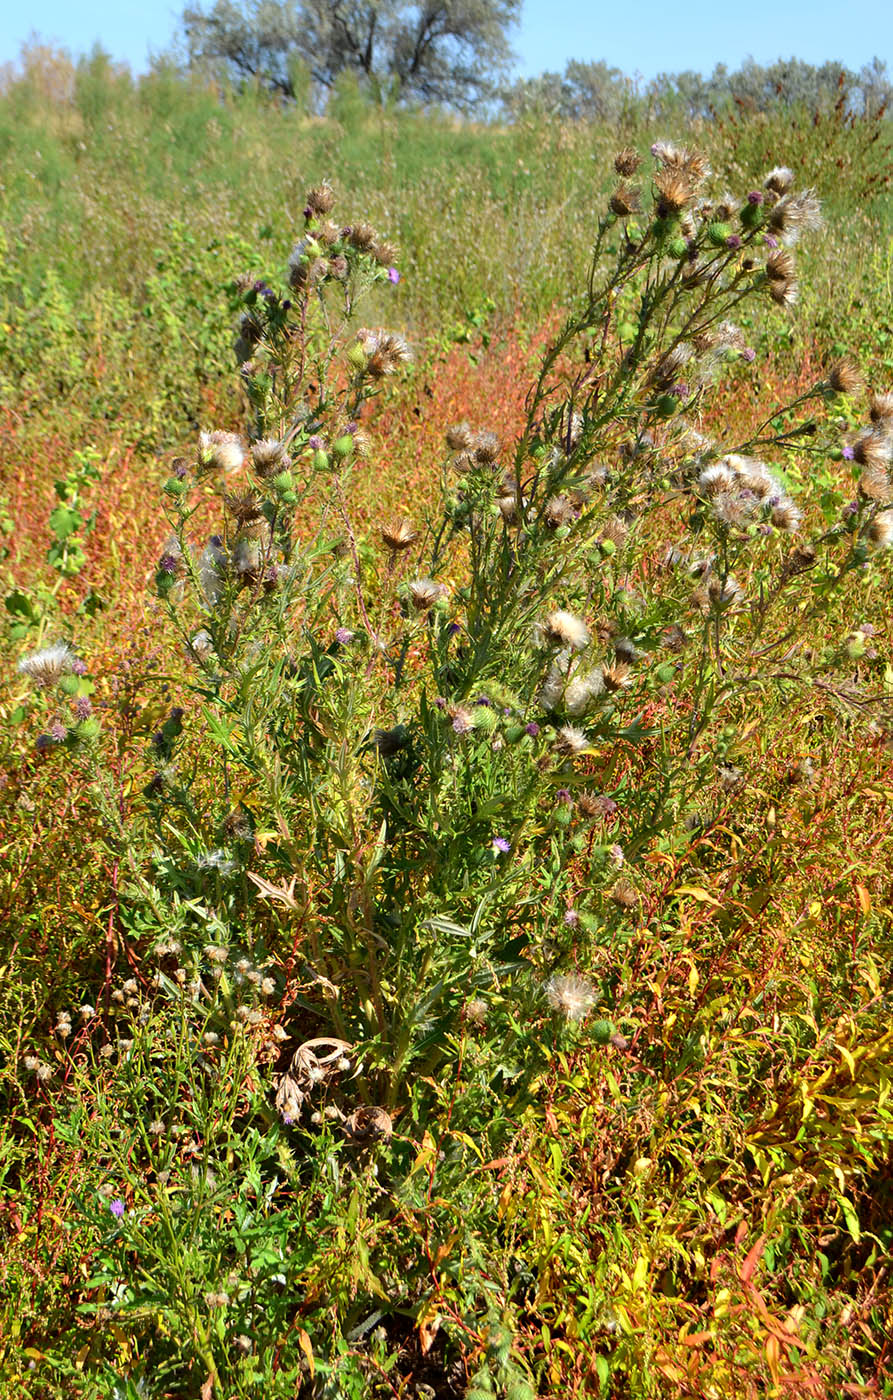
[1,0,891,83]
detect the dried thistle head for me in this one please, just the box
[345,221,377,251]
[472,430,501,466]
[446,422,475,452]
[828,359,863,396]
[371,240,399,267]
[767,189,822,242]
[356,329,412,378]
[853,431,892,474]
[544,973,597,1023]
[766,248,797,283]
[602,662,632,693]
[868,392,893,426]
[867,510,893,547]
[610,184,640,217]
[408,578,445,611]
[764,166,795,198]
[224,489,265,525]
[380,519,419,553]
[199,430,245,474]
[554,725,589,756]
[614,147,642,177]
[306,183,335,217]
[17,642,76,688]
[654,168,696,217]
[250,439,287,478]
[543,610,590,650]
[610,878,640,911]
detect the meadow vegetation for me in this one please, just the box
[1,45,893,1399]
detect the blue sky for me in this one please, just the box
[1,0,890,82]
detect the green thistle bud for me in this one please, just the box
[273,470,294,494]
[740,202,763,230]
[313,450,329,471]
[591,1019,614,1046]
[504,725,524,744]
[654,394,679,418]
[667,237,689,259]
[600,538,617,557]
[347,343,368,370]
[655,662,676,684]
[332,435,354,459]
[707,222,732,247]
[163,478,189,498]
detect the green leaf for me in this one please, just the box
[48,505,80,540]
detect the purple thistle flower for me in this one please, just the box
[159,554,178,575]
[747,190,764,206]
[71,658,87,676]
[35,734,53,752]
[725,235,742,250]
[109,1199,125,1218]
[492,836,510,854]
[842,445,855,461]
[556,788,573,805]
[49,721,67,743]
[74,696,92,720]
[174,462,188,480]
[525,722,540,737]
[334,627,354,645]
[446,622,461,636]
[842,500,858,518]
[308,435,324,451]
[763,235,779,249]
[563,908,579,927]
[387,268,400,284]
[741,347,756,363]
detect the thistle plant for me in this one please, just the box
[36,150,892,1396]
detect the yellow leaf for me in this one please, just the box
[836,1043,856,1078]
[675,885,721,907]
[688,965,699,995]
[856,884,871,916]
[632,1255,649,1292]
[297,1328,315,1377]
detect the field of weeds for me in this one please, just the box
[2,49,893,1400]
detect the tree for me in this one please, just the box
[181,0,520,109]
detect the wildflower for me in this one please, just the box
[17,642,75,689]
[764,166,794,197]
[261,977,276,996]
[36,1062,53,1081]
[109,1199,125,1218]
[608,844,625,867]
[49,720,67,743]
[74,696,92,720]
[768,189,822,243]
[450,706,475,735]
[380,519,419,553]
[387,267,400,284]
[465,998,488,1026]
[610,184,640,217]
[842,445,855,461]
[563,908,580,927]
[610,878,640,910]
[525,721,540,737]
[555,725,589,756]
[867,511,893,547]
[828,360,863,395]
[355,328,412,378]
[189,630,214,664]
[544,973,597,1024]
[543,610,590,651]
[409,578,444,611]
[306,183,335,216]
[334,627,354,645]
[198,430,244,474]
[249,439,286,478]
[205,944,228,964]
[492,836,510,854]
[614,147,641,176]
[79,1003,94,1021]
[23,1055,39,1071]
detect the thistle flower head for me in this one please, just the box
[764,166,795,197]
[544,973,597,1024]
[614,147,642,177]
[867,510,893,548]
[543,610,590,650]
[251,438,288,478]
[555,725,589,756]
[408,578,445,611]
[17,642,75,688]
[356,328,412,379]
[305,183,335,216]
[828,359,863,396]
[380,518,419,553]
[869,392,893,426]
[198,430,245,475]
